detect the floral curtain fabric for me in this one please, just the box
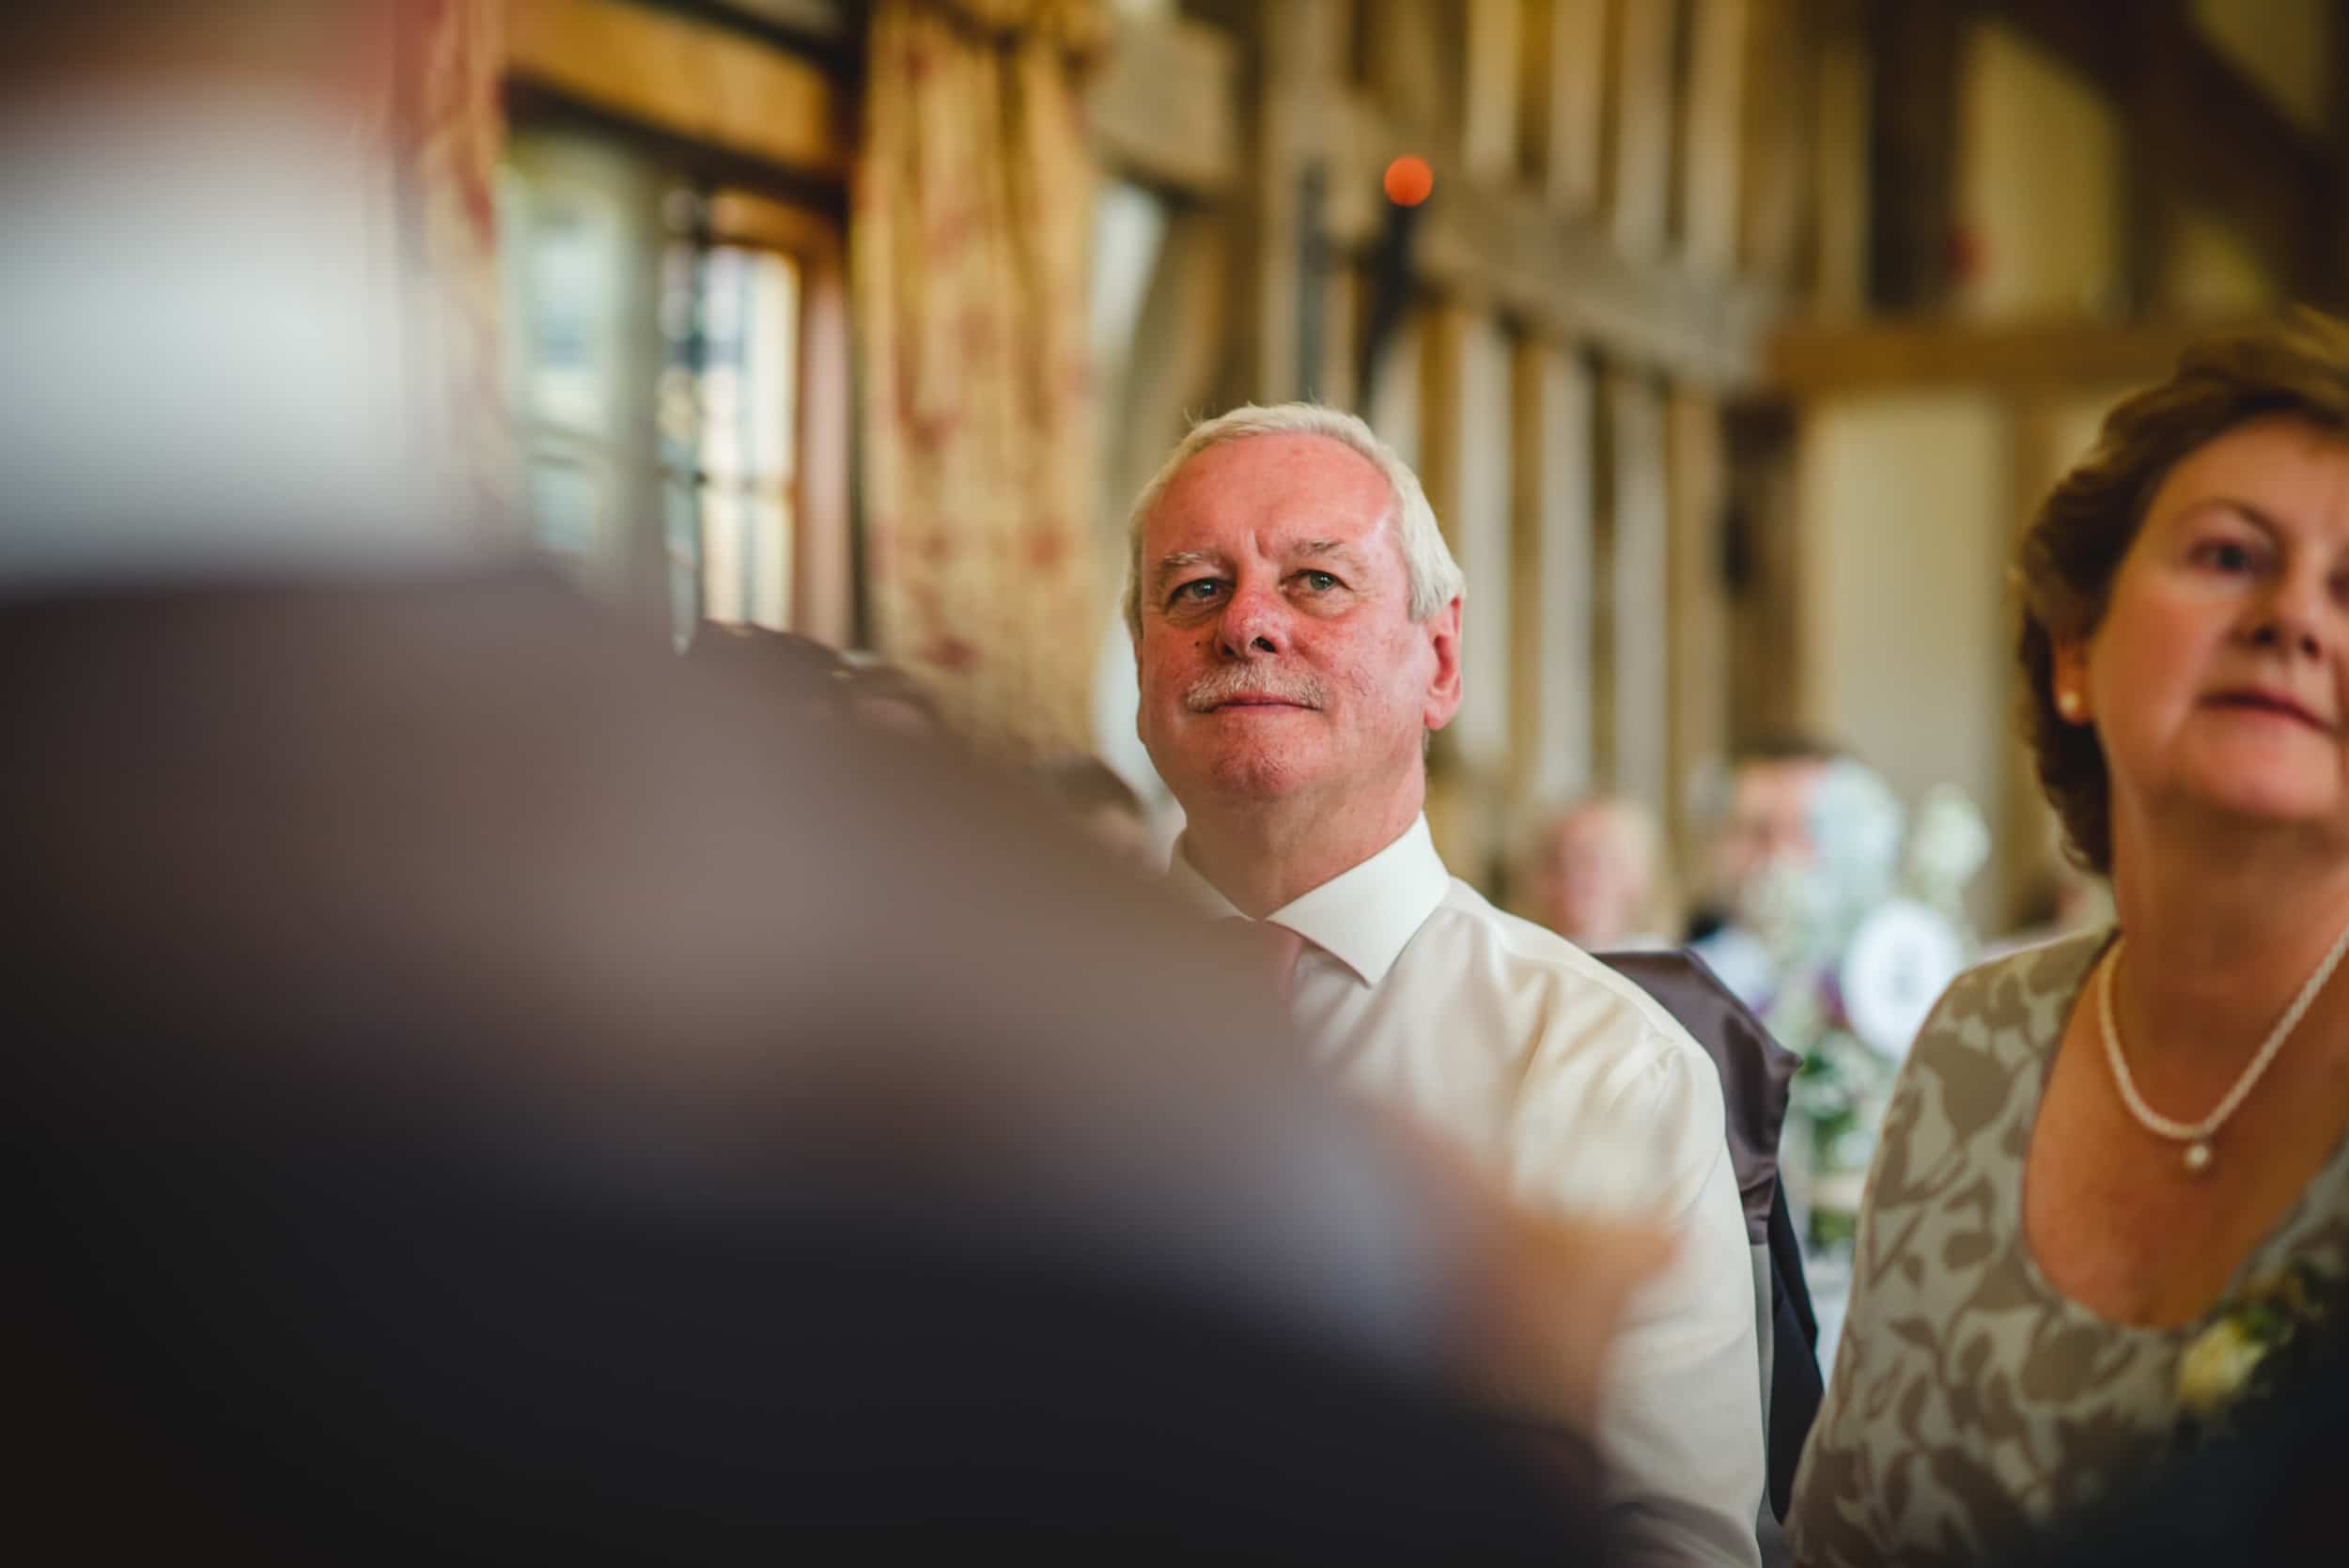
[854,0,1105,756]
[382,0,510,526]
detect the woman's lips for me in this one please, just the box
[2203,690,2333,733]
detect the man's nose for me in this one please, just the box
[1215,583,1287,659]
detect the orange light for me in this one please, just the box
[1382,155,1434,209]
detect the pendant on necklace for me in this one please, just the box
[2184,1141,2215,1176]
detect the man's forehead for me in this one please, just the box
[1152,451,1395,553]
[1159,433,1391,517]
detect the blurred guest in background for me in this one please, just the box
[1685,733,1843,1007]
[1790,312,2349,1568]
[1524,795,1678,953]
[1034,753,1158,869]
[1,6,1655,1560]
[1128,402,1765,1567]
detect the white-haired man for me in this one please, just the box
[1129,404,1766,1566]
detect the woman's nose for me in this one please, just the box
[2248,567,2331,660]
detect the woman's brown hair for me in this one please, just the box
[2015,309,2349,874]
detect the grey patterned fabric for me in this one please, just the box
[1785,930,2349,1568]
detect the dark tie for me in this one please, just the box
[1215,917,1308,1005]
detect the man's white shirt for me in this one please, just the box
[1170,815,1766,1567]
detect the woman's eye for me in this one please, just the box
[2193,539,2256,573]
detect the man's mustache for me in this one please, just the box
[1183,665,1329,712]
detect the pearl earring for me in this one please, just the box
[2057,689,2083,721]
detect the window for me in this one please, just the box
[498,121,847,647]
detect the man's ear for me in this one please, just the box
[1422,596,1464,732]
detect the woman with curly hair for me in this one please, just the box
[1789,312,2349,1567]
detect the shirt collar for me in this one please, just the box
[1164,815,1452,987]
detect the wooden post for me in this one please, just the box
[1680,0,1749,277]
[1510,338,1597,807]
[1665,388,1731,877]
[1601,369,1671,804]
[1603,0,1679,260]
[2123,5,2187,314]
[1252,0,1349,402]
[1548,0,1609,214]
[1415,301,1515,886]
[1421,303,1517,783]
[1409,300,1522,887]
[1361,0,1458,134]
[1463,0,1522,180]
[1810,6,1872,316]
[1865,0,1962,310]
[1738,0,1810,283]
[1722,401,1802,743]
[795,240,854,645]
[1998,393,2068,929]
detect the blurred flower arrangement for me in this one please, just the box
[1739,763,1991,1253]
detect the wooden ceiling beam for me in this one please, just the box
[506,0,849,177]
[1318,93,1776,388]
[1089,12,1244,197]
[1765,312,2269,396]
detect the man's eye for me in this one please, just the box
[1299,570,1340,592]
[1170,580,1223,605]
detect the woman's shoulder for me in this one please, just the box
[1911,925,2111,1059]
[1866,926,2108,1173]
[1789,929,2120,1568]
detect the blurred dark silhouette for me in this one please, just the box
[0,7,1629,1560]
[3,573,1614,1561]
[2001,1345,2349,1568]
[1034,752,1157,868]
[0,8,1644,1559]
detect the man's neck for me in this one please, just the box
[1180,773,1426,918]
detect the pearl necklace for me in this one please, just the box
[2098,918,2349,1176]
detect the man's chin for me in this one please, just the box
[1159,745,1318,804]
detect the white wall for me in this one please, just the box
[1797,396,2009,896]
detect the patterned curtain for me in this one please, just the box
[384,0,511,527]
[854,0,1106,757]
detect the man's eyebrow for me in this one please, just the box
[1150,550,1223,584]
[1295,539,1360,560]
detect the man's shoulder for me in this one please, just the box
[1418,882,1731,1219]
[1423,879,1710,1074]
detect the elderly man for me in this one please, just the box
[1128,404,1766,1566]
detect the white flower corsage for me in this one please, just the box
[2174,1265,2326,1421]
